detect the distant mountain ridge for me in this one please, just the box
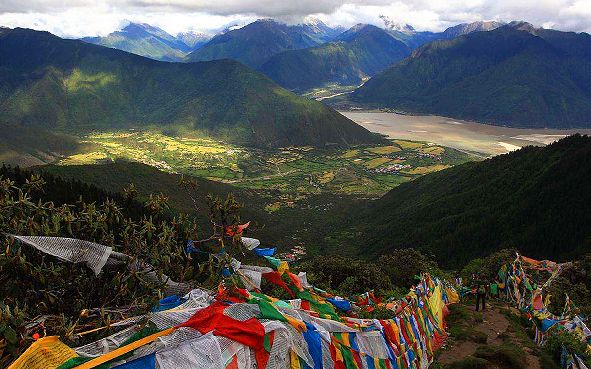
[0,27,384,149]
[350,24,591,128]
[176,30,211,49]
[82,22,206,62]
[185,19,342,67]
[379,16,415,34]
[257,20,506,93]
[381,18,505,49]
[77,18,509,67]
[258,24,411,92]
[439,21,505,39]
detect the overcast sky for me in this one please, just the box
[1,0,590,38]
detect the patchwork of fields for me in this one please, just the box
[55,130,476,203]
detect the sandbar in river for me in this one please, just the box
[341,111,591,156]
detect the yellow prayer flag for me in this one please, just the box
[428,285,445,330]
[290,350,301,369]
[8,336,78,369]
[278,261,289,275]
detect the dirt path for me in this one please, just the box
[435,300,540,369]
[437,302,508,365]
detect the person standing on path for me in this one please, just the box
[476,280,486,311]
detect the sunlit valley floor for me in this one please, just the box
[52,129,477,200]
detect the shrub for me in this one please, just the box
[460,258,484,282]
[378,248,440,288]
[294,256,393,295]
[474,312,484,323]
[446,357,491,369]
[545,254,591,317]
[544,330,590,365]
[356,306,396,320]
[470,329,488,344]
[446,304,471,326]
[475,345,526,369]
[460,248,517,284]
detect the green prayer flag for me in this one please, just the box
[296,291,340,320]
[263,332,272,352]
[339,343,357,369]
[263,256,282,268]
[490,283,498,294]
[249,298,287,322]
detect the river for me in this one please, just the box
[340,111,591,156]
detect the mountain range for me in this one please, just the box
[82,22,208,62]
[3,18,591,134]
[256,20,505,92]
[185,19,343,67]
[258,24,412,92]
[175,30,211,49]
[438,20,505,39]
[381,18,504,49]
[349,22,591,128]
[78,18,503,69]
[0,27,383,149]
[75,18,507,94]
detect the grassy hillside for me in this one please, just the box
[352,134,591,268]
[350,26,591,128]
[0,125,82,167]
[185,19,337,67]
[0,27,383,148]
[82,22,198,62]
[258,25,411,92]
[34,161,267,215]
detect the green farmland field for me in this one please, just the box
[54,129,477,203]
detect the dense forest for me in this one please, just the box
[353,134,591,268]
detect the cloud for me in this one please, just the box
[0,0,589,37]
[0,0,392,15]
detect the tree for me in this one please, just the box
[378,248,440,288]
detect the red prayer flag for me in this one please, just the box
[287,271,304,292]
[262,271,295,298]
[227,355,238,369]
[177,301,270,368]
[225,221,251,237]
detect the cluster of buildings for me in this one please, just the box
[375,163,411,173]
[277,243,307,262]
[416,152,442,160]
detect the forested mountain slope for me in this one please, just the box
[0,27,383,148]
[355,135,591,268]
[351,25,591,128]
